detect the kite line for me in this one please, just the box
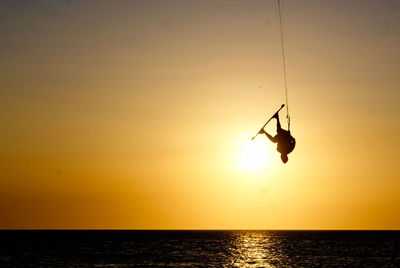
[277,0,290,130]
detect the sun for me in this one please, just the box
[239,139,270,170]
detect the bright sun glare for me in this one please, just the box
[239,140,270,170]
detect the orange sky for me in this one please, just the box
[1,0,399,229]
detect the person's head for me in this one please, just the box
[281,154,288,163]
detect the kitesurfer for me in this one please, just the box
[258,112,295,163]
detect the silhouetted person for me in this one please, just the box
[259,113,295,163]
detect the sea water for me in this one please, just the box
[1,230,399,267]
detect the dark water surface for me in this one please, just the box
[1,230,399,267]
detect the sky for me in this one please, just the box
[0,0,399,229]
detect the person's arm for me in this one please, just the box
[265,132,278,143]
[258,129,277,143]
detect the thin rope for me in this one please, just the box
[277,0,290,130]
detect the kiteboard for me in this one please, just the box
[251,104,285,141]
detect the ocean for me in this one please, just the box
[0,230,399,267]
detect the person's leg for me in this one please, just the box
[275,113,282,131]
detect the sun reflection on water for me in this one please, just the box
[229,231,284,267]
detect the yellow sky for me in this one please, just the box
[0,0,399,229]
